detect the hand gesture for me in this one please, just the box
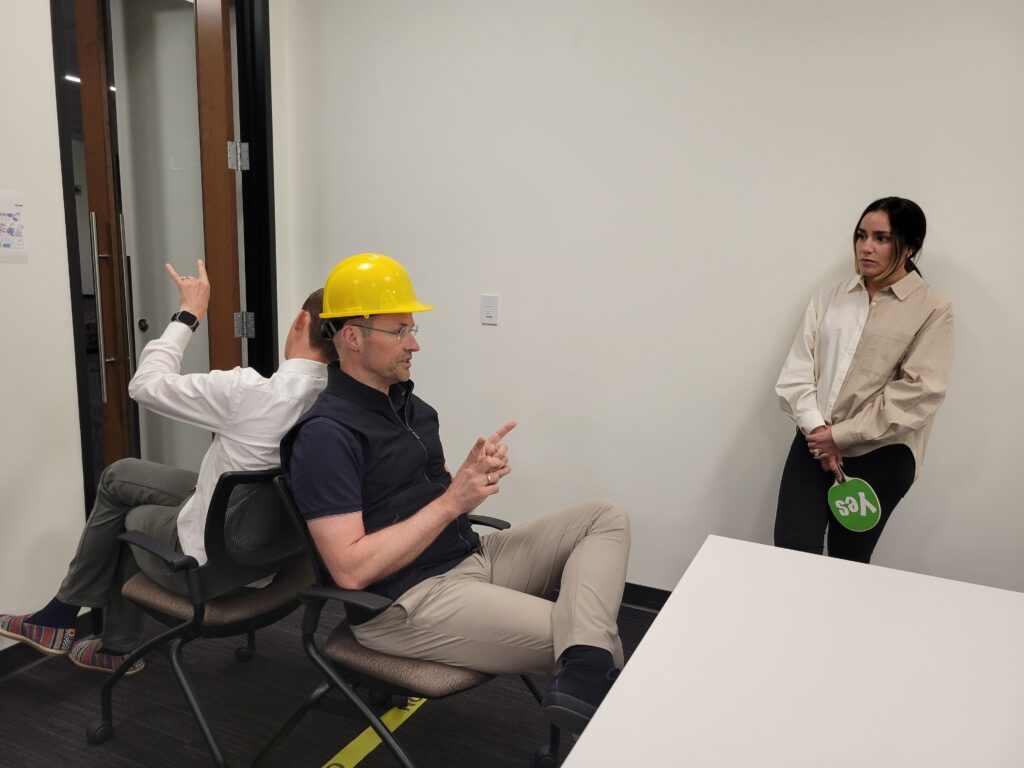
[445,421,516,517]
[466,420,517,464]
[165,260,211,321]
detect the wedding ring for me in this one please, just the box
[486,473,494,484]
[813,450,821,458]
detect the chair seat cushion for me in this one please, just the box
[122,560,314,626]
[324,623,492,698]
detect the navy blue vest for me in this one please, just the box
[281,365,480,602]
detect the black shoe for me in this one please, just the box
[542,663,619,734]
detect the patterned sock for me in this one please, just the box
[29,597,80,628]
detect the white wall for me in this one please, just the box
[271,0,1024,591]
[0,2,89,648]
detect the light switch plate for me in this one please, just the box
[480,294,499,325]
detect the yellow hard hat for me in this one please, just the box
[320,253,434,319]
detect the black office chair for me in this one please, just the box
[86,468,314,767]
[253,474,562,768]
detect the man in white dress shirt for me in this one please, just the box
[0,261,334,674]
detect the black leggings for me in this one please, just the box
[774,432,916,563]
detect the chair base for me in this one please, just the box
[87,624,253,768]
[86,722,113,745]
[534,744,558,768]
[256,665,563,768]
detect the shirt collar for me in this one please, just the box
[889,269,925,300]
[277,358,328,378]
[844,269,924,300]
[844,275,865,293]
[325,363,414,410]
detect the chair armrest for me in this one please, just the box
[299,584,393,635]
[300,584,393,613]
[119,531,198,573]
[467,514,511,530]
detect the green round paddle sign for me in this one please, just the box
[828,475,882,532]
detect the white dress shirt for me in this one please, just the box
[128,322,327,564]
[775,276,870,435]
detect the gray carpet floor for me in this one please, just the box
[0,601,656,767]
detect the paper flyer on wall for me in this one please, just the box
[0,189,29,264]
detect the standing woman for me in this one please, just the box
[774,197,953,563]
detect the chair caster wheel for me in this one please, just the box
[235,646,254,662]
[533,745,558,767]
[369,689,390,706]
[87,722,113,745]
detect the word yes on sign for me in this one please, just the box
[827,476,882,533]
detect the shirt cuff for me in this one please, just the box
[160,320,194,352]
[831,421,858,450]
[797,412,826,436]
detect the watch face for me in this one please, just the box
[173,311,199,329]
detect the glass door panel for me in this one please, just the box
[108,0,215,471]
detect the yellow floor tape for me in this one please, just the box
[321,697,428,768]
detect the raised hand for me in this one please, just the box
[445,421,517,517]
[165,259,211,321]
[465,420,516,464]
[485,420,517,450]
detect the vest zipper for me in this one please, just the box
[390,400,471,552]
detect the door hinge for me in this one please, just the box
[234,311,255,339]
[227,141,250,171]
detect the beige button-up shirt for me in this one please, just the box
[776,270,953,477]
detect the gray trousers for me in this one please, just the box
[352,499,630,676]
[58,458,197,650]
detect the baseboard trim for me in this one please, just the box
[622,582,670,612]
[0,610,97,681]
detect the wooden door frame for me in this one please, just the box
[196,0,281,378]
[75,0,135,467]
[195,0,244,372]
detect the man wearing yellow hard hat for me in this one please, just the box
[281,253,631,734]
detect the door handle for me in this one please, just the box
[119,214,137,378]
[88,212,108,404]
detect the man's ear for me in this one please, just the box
[339,323,362,353]
[293,309,310,332]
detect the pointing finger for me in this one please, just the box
[488,420,517,443]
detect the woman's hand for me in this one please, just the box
[807,426,844,482]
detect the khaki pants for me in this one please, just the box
[57,458,196,650]
[352,499,630,676]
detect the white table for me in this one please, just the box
[564,536,1024,767]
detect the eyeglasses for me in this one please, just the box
[349,324,418,341]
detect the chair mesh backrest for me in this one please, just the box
[222,480,299,566]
